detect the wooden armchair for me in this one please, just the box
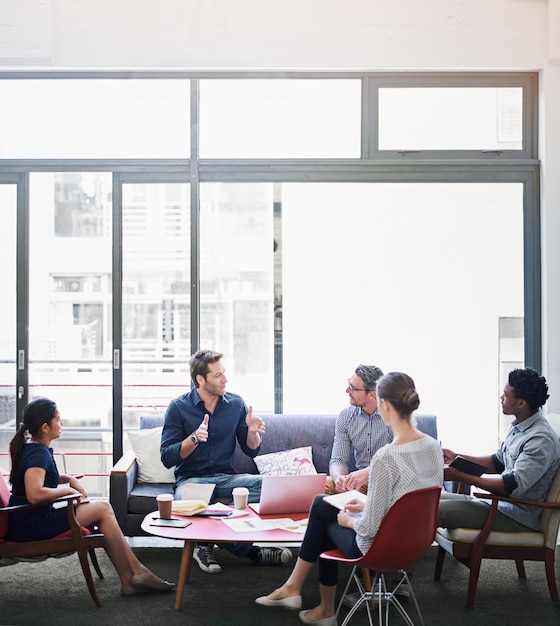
[0,473,106,607]
[434,465,560,608]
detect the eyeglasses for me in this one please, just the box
[347,380,370,393]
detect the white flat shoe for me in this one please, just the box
[255,594,302,610]
[131,574,176,592]
[298,610,337,626]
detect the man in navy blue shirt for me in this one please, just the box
[161,348,292,574]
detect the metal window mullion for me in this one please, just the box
[190,79,201,355]
[112,172,123,462]
[523,169,541,369]
[16,172,29,423]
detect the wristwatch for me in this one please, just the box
[190,433,199,445]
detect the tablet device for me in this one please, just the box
[150,518,192,528]
[449,456,487,476]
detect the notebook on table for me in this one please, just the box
[250,473,327,515]
[176,482,216,504]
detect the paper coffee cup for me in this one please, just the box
[232,487,249,510]
[156,493,174,519]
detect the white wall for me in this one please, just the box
[1,0,560,410]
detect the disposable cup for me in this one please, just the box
[156,493,174,519]
[232,487,249,510]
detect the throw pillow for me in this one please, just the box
[127,427,175,484]
[254,446,317,476]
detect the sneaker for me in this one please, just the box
[342,591,369,610]
[342,583,409,610]
[256,547,293,566]
[341,591,380,610]
[193,544,222,574]
[394,582,410,599]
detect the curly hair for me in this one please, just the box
[508,367,549,412]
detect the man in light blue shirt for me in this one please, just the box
[439,367,560,531]
[328,364,393,494]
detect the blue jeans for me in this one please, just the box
[175,473,263,558]
[175,473,262,504]
[299,495,363,586]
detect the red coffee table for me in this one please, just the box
[141,507,307,609]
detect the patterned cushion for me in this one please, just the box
[254,446,317,476]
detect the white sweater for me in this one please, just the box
[354,435,443,554]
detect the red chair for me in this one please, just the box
[0,473,106,607]
[320,486,441,626]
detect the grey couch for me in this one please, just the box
[110,413,438,536]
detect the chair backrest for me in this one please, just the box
[359,486,441,573]
[541,464,560,550]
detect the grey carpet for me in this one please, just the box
[1,544,559,625]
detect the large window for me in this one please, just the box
[281,182,524,453]
[0,72,539,483]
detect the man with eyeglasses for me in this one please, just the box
[329,364,411,608]
[327,364,393,495]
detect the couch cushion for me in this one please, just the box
[436,526,544,548]
[254,446,317,476]
[128,427,175,484]
[128,483,174,515]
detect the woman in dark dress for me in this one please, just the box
[8,397,175,597]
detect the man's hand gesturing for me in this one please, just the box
[246,406,265,434]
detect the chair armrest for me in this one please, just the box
[466,490,560,563]
[0,493,82,513]
[473,491,560,510]
[109,451,138,533]
[111,451,137,475]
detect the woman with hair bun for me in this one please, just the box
[256,372,443,626]
[7,397,175,597]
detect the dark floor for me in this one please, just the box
[1,543,560,625]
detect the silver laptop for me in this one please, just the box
[250,474,327,515]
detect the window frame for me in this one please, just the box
[0,70,540,462]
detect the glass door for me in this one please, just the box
[0,184,17,464]
[28,172,113,495]
[121,182,190,435]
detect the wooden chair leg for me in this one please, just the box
[515,559,526,579]
[466,557,483,609]
[89,547,104,579]
[544,550,559,602]
[361,567,372,592]
[434,546,446,581]
[75,544,102,607]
